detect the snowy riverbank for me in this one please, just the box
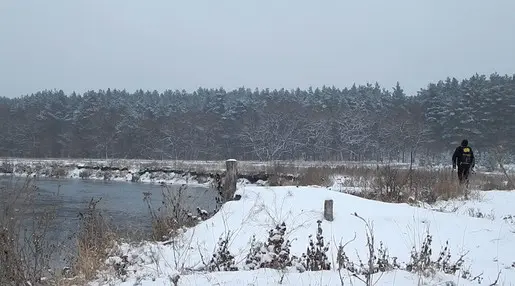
[87,184,515,285]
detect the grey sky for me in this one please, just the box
[1,0,515,98]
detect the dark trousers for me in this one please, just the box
[457,164,471,184]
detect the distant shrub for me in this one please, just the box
[103,170,113,181]
[50,165,67,178]
[79,169,93,179]
[298,166,333,187]
[0,161,14,173]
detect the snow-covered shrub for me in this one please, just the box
[502,214,515,225]
[50,165,67,178]
[261,222,293,270]
[336,240,399,277]
[79,169,93,179]
[244,235,264,270]
[105,254,129,280]
[244,223,294,270]
[196,207,209,221]
[301,220,331,271]
[337,213,400,286]
[169,273,180,286]
[0,160,13,173]
[103,170,113,180]
[406,234,467,278]
[207,231,238,272]
[467,207,495,220]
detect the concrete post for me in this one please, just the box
[224,159,238,201]
[324,199,334,221]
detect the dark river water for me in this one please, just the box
[0,176,217,269]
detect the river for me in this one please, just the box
[0,176,217,269]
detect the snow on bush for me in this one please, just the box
[206,231,238,272]
[301,219,331,271]
[243,222,295,271]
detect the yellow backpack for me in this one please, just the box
[461,147,472,164]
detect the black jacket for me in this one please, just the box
[452,145,475,168]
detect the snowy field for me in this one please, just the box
[87,183,515,286]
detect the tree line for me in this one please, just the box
[0,73,514,164]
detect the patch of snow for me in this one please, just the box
[255,179,268,186]
[426,190,515,226]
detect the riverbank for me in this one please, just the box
[88,184,515,285]
[0,158,401,186]
[0,158,224,186]
[1,157,513,189]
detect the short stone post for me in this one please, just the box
[223,159,238,201]
[324,199,334,221]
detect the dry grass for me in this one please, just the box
[143,184,201,241]
[297,166,339,186]
[72,198,116,281]
[471,172,513,191]
[0,176,61,286]
[262,163,513,204]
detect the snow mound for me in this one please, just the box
[92,185,515,285]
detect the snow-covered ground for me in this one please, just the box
[88,184,515,286]
[427,190,515,225]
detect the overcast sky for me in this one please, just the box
[1,0,515,98]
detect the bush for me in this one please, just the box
[50,165,67,178]
[73,197,115,280]
[0,177,60,285]
[300,220,331,271]
[372,165,407,202]
[206,231,238,272]
[406,233,470,279]
[297,166,334,187]
[347,166,480,204]
[244,235,264,270]
[244,222,294,271]
[0,160,14,173]
[143,185,206,241]
[334,215,481,285]
[336,213,400,285]
[79,169,93,179]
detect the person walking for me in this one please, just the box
[452,139,475,185]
